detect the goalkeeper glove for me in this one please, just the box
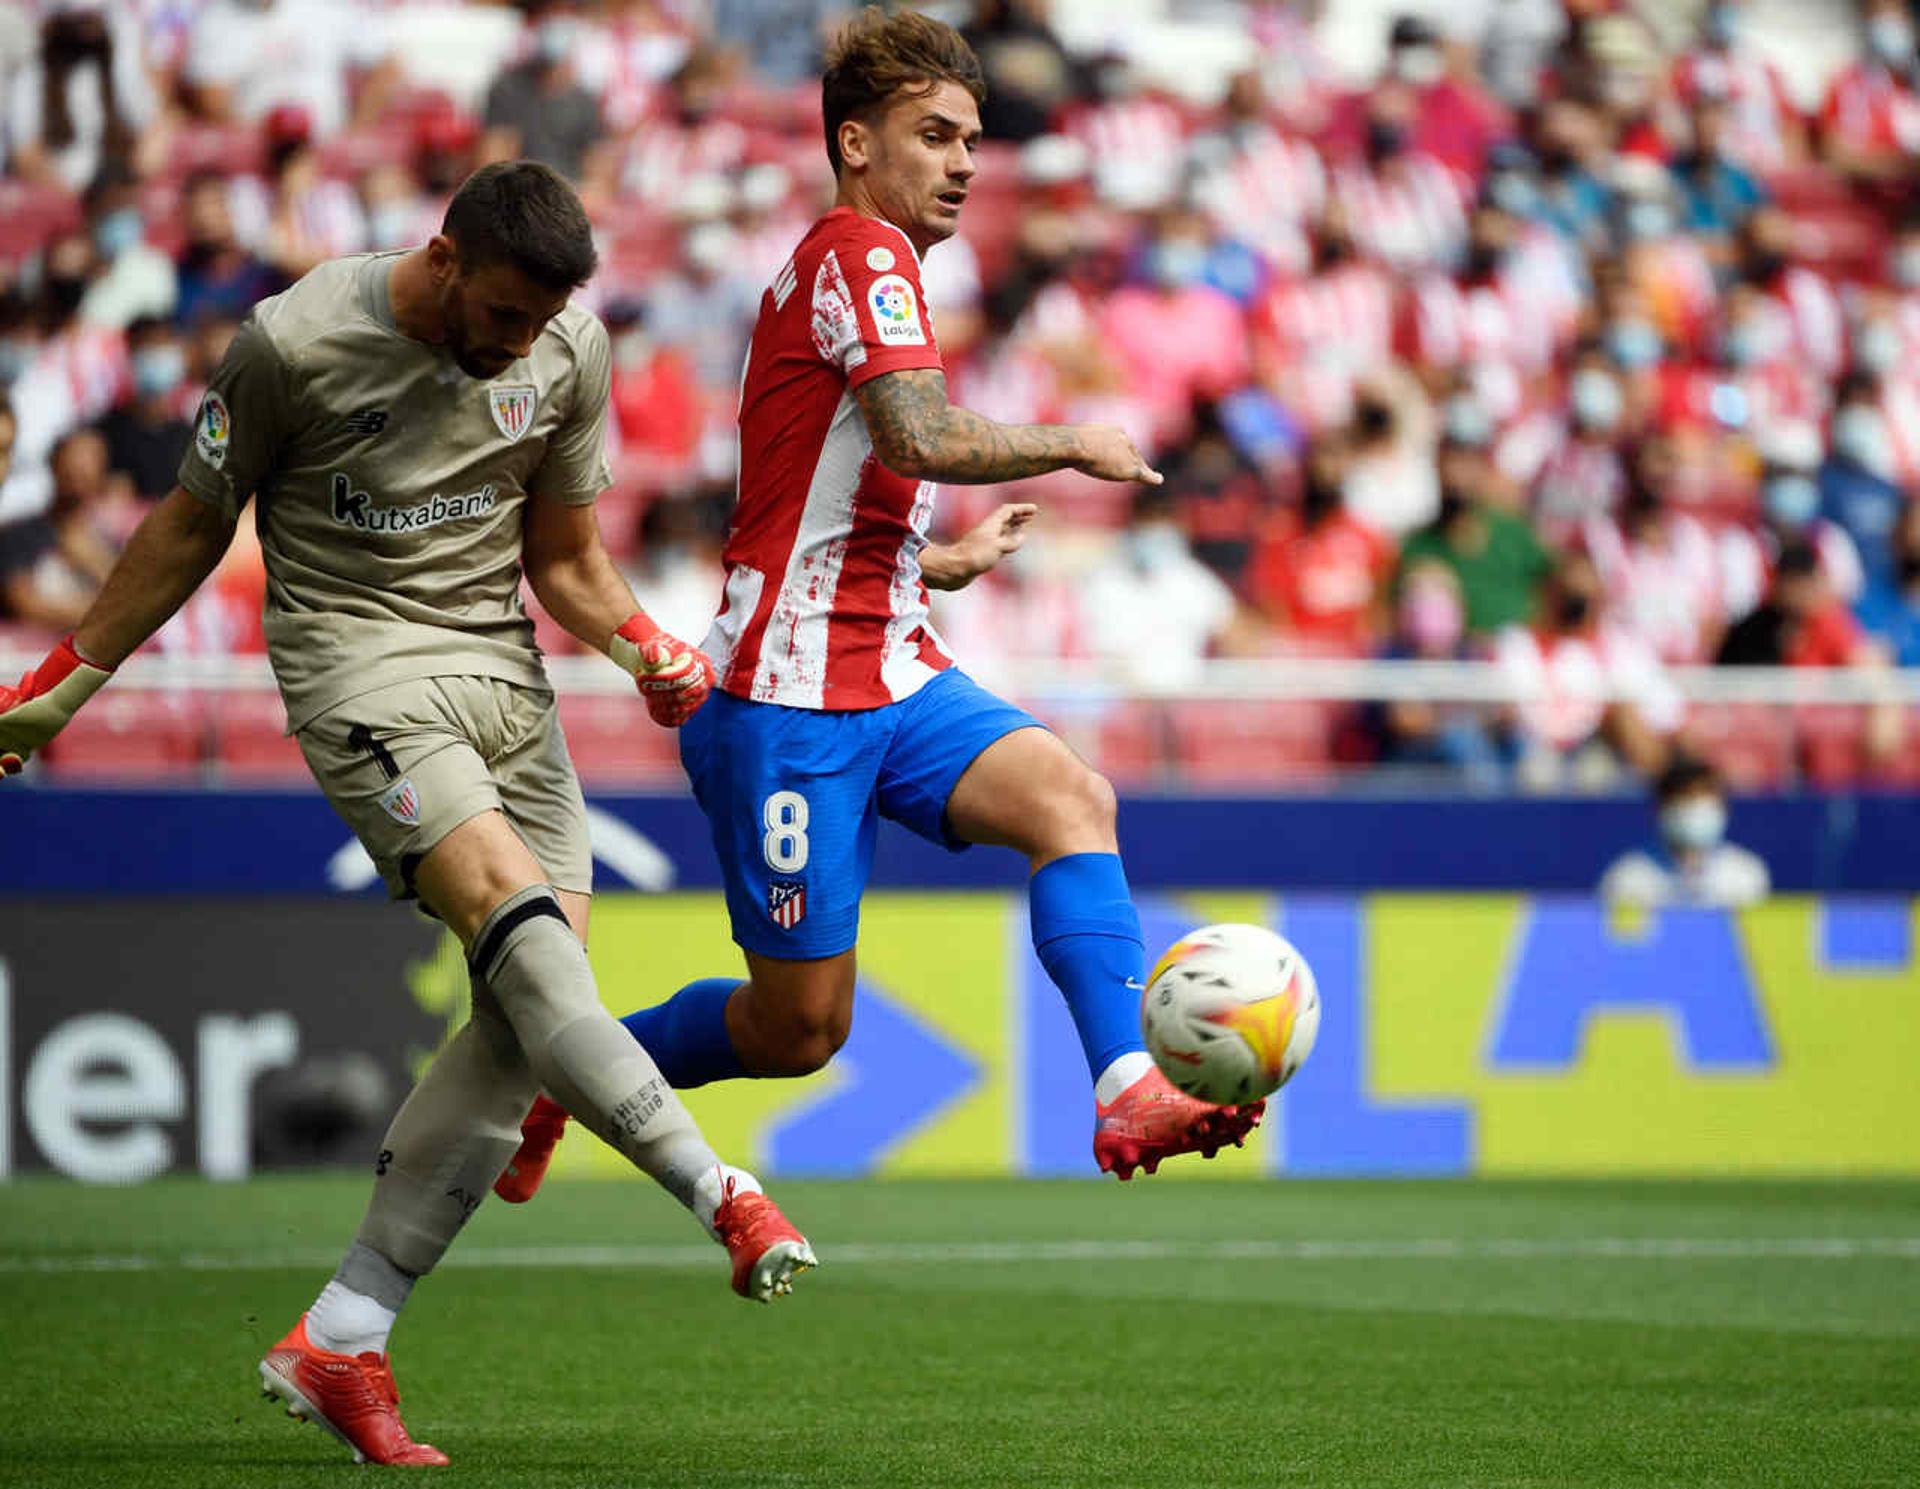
[0,636,114,777]
[608,613,716,728]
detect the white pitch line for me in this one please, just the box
[1,1236,1918,1275]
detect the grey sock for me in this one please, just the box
[473,886,721,1210]
[333,1239,416,1313]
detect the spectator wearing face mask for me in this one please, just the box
[1323,15,1513,182]
[1737,206,1845,385]
[641,206,765,396]
[95,317,193,504]
[1671,86,1770,264]
[1400,433,1549,636]
[1532,344,1629,544]
[1371,556,1511,784]
[1670,1,1807,173]
[1082,486,1258,688]
[1252,199,1396,435]
[1099,209,1252,446]
[482,6,607,183]
[77,172,178,330]
[1820,0,1920,188]
[1584,438,1727,665]
[1246,432,1392,654]
[1494,549,1680,788]
[173,172,284,330]
[1327,81,1468,276]
[1721,423,1866,620]
[1821,371,1908,597]
[1600,756,1770,908]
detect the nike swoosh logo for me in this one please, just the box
[1124,979,1146,991]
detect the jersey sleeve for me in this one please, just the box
[808,219,943,391]
[176,315,294,518]
[528,316,613,506]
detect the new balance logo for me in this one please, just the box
[343,408,389,436]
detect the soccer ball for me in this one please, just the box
[1140,924,1320,1106]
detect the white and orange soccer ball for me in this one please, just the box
[1140,924,1321,1106]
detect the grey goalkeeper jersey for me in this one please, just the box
[176,251,612,731]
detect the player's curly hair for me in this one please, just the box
[442,161,598,291]
[822,5,987,176]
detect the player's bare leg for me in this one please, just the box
[945,726,1264,1178]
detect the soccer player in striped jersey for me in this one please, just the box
[494,6,1262,1204]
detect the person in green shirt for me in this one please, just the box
[1399,434,1553,636]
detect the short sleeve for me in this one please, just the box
[528,317,613,505]
[808,219,943,391]
[176,315,293,518]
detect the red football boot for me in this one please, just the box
[711,1177,818,1302]
[1093,1065,1265,1181]
[493,1094,569,1204]
[258,1315,449,1467]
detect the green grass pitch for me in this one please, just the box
[0,1175,1915,1487]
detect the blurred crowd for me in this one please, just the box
[4,0,1920,788]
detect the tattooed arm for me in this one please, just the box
[855,369,1161,486]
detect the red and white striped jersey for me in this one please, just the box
[705,208,952,711]
[1820,60,1920,158]
[1670,47,1801,172]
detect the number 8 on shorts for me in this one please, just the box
[762,791,810,873]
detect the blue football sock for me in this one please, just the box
[619,978,747,1089]
[1029,852,1149,1082]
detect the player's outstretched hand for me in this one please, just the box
[0,636,114,778]
[955,502,1039,577]
[1072,425,1163,486]
[610,613,717,728]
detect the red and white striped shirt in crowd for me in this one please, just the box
[1670,46,1801,172]
[1062,94,1194,207]
[620,117,751,209]
[1329,152,1465,274]
[706,208,952,711]
[1532,430,1627,545]
[1760,265,1848,382]
[1254,261,1396,431]
[1192,125,1326,274]
[1582,511,1726,665]
[1820,59,1920,157]
[1875,373,1920,489]
[575,16,692,134]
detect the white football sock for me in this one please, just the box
[306,1279,399,1358]
[692,1164,762,1240]
[1094,1051,1156,1106]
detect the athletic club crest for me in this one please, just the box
[379,776,422,827]
[488,383,537,442]
[767,879,806,930]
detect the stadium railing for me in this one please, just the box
[2,650,1914,791]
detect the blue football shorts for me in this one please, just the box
[679,667,1043,958]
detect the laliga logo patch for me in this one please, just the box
[866,274,925,346]
[488,383,537,442]
[379,776,422,827]
[195,392,231,469]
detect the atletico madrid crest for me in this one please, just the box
[768,879,806,930]
[488,383,537,442]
